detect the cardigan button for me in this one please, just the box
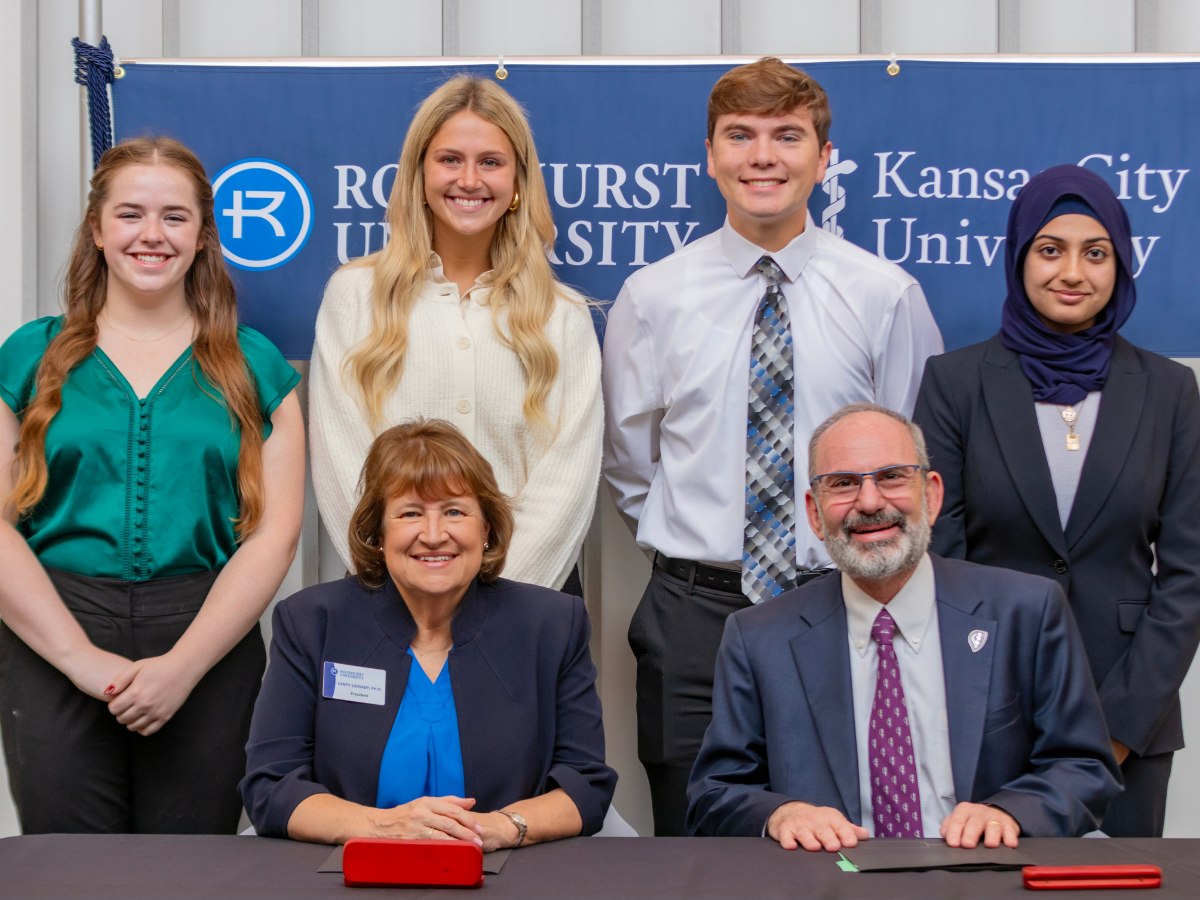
[1053,559,1068,575]
[457,336,471,350]
[457,398,471,414]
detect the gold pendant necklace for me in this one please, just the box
[1060,403,1081,451]
[102,311,193,343]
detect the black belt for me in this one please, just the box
[654,554,833,595]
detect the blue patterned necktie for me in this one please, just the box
[742,256,796,602]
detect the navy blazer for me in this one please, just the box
[913,335,1200,757]
[687,556,1121,838]
[240,576,616,838]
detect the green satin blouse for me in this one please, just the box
[0,317,300,581]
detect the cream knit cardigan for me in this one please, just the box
[309,265,603,590]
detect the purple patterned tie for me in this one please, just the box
[869,608,923,839]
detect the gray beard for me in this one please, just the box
[821,502,931,581]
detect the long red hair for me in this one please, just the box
[7,137,267,538]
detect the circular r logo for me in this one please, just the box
[212,158,313,271]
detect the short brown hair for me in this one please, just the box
[348,419,515,588]
[707,57,831,146]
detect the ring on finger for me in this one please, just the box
[986,820,1003,828]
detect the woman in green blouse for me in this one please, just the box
[0,138,305,834]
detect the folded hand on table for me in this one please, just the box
[940,802,1020,849]
[105,653,203,736]
[369,796,486,847]
[767,801,870,852]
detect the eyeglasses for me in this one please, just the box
[809,465,928,499]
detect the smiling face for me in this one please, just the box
[1023,213,1117,335]
[806,412,943,583]
[89,163,203,303]
[382,489,489,606]
[706,107,832,250]
[423,109,517,244]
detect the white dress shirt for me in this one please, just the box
[842,555,957,837]
[309,260,603,590]
[602,214,943,575]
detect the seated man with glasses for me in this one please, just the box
[687,402,1121,849]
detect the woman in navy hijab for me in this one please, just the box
[913,165,1200,837]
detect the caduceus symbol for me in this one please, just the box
[821,148,859,238]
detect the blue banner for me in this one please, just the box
[114,59,1200,359]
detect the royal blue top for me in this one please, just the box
[376,649,465,808]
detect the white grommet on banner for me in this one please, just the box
[887,54,899,77]
[496,55,508,81]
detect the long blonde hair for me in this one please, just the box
[345,75,564,429]
[8,138,267,538]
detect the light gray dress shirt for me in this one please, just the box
[602,214,944,576]
[843,554,958,837]
[1035,392,1102,530]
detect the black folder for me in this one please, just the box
[840,839,1034,872]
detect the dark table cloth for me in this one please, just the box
[1,835,1197,899]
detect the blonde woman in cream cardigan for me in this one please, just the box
[310,75,601,592]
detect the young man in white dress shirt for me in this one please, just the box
[602,57,944,835]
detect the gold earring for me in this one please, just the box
[508,193,520,212]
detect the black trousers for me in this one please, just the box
[1101,751,1174,837]
[628,565,753,836]
[0,567,265,834]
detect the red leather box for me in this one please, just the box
[343,838,484,888]
[1023,865,1162,890]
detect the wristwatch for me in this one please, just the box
[495,809,528,848]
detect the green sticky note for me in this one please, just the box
[837,853,859,873]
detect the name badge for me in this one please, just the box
[322,661,386,705]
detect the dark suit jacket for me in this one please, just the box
[240,576,616,838]
[913,335,1200,757]
[687,556,1121,838]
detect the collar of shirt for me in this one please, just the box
[718,210,820,282]
[428,253,493,305]
[842,553,936,657]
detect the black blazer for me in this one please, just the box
[913,334,1200,757]
[240,576,617,837]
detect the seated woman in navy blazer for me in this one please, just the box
[240,419,616,848]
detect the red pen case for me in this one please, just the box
[343,838,485,888]
[1023,865,1162,890]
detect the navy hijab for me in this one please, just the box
[999,164,1136,405]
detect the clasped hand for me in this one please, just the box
[370,797,520,851]
[767,801,1019,852]
[104,653,201,736]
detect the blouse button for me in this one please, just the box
[457,399,471,414]
[457,336,471,350]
